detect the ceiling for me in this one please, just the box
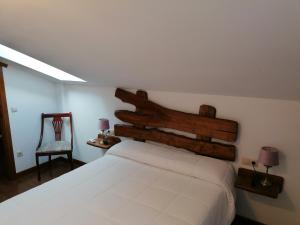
[0,0,300,100]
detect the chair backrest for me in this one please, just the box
[37,112,73,150]
[52,116,63,141]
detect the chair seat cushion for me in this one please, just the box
[37,141,71,153]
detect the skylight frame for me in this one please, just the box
[0,44,86,82]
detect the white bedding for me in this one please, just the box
[0,140,236,225]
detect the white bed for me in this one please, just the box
[0,140,236,225]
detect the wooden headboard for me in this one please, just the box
[114,88,239,161]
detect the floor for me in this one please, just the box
[0,158,83,203]
[0,159,264,225]
[232,216,265,225]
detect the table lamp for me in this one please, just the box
[258,146,279,187]
[99,118,110,144]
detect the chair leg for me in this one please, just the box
[48,155,52,167]
[36,155,41,181]
[67,152,73,170]
[48,155,52,177]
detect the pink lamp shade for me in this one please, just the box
[258,147,279,167]
[99,118,110,131]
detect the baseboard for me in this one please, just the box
[16,157,86,177]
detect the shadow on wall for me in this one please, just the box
[236,189,295,223]
[277,151,287,174]
[236,191,258,220]
[249,190,295,211]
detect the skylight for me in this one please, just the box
[0,44,85,82]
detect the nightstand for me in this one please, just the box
[87,134,121,150]
[235,168,284,198]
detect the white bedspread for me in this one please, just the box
[0,141,236,225]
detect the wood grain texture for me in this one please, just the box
[115,125,236,161]
[134,90,148,142]
[115,88,238,142]
[197,105,216,142]
[235,168,284,198]
[0,158,84,203]
[87,135,121,149]
[0,65,16,179]
[114,88,238,161]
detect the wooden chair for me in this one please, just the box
[35,112,73,180]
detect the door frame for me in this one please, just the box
[0,61,16,179]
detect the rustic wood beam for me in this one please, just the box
[115,110,237,142]
[115,88,238,142]
[114,125,236,161]
[197,105,216,142]
[134,90,148,142]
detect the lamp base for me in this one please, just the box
[100,136,108,145]
[100,138,108,145]
[261,177,272,187]
[99,130,109,145]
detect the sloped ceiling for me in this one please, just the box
[0,0,300,100]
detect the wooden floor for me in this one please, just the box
[0,158,263,225]
[232,216,265,225]
[0,158,83,203]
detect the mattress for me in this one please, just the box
[0,140,236,225]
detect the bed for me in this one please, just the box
[0,88,239,225]
[0,141,236,225]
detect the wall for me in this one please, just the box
[60,85,133,162]
[62,84,300,225]
[4,61,298,224]
[3,63,59,172]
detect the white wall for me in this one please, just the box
[3,61,299,224]
[62,84,300,225]
[61,85,134,162]
[3,63,59,172]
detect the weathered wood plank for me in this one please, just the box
[115,88,238,142]
[134,90,148,142]
[197,105,216,142]
[115,110,237,142]
[114,125,236,161]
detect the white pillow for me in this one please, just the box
[107,140,235,188]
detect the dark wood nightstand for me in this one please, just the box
[87,134,121,150]
[235,168,284,198]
